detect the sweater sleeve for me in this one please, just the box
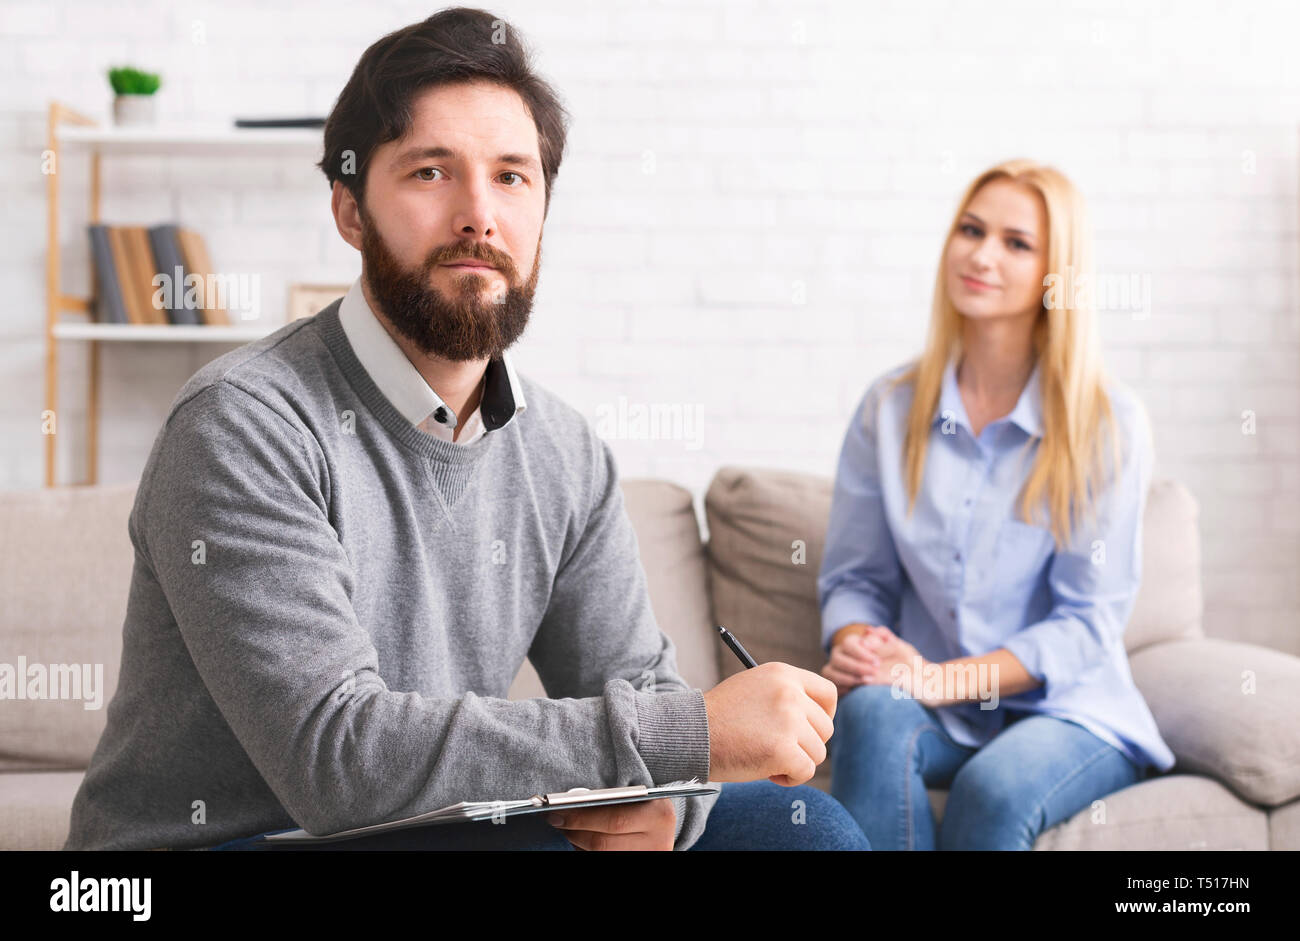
[139,379,709,840]
[525,433,716,850]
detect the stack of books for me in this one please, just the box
[86,224,231,326]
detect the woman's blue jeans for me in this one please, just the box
[829,684,1144,850]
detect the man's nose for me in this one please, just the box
[450,177,496,238]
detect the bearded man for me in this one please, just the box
[64,7,865,854]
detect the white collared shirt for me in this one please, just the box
[337,278,526,444]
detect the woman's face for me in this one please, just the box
[944,178,1049,322]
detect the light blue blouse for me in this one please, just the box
[818,358,1175,772]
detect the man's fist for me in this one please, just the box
[702,661,837,786]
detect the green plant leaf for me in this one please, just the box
[108,66,162,96]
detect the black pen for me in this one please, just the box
[716,624,757,669]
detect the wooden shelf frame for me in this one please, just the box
[45,101,100,488]
[42,101,318,487]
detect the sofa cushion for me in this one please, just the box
[622,479,719,690]
[0,770,84,850]
[1129,638,1300,807]
[508,478,718,699]
[0,484,136,771]
[1125,479,1204,651]
[705,467,834,681]
[704,468,1204,684]
[1267,796,1300,850]
[1030,774,1270,850]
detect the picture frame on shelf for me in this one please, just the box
[287,283,351,323]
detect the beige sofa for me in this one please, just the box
[3,469,1298,850]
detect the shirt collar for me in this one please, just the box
[1004,360,1043,437]
[933,354,1042,439]
[337,277,527,433]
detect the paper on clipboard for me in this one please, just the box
[261,778,719,844]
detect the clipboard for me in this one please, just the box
[261,778,719,845]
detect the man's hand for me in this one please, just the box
[547,797,676,851]
[702,661,837,787]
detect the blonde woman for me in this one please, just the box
[817,159,1174,850]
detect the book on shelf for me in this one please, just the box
[147,224,201,326]
[233,116,325,129]
[86,225,126,324]
[104,226,142,324]
[123,226,166,325]
[87,222,231,327]
[174,227,230,326]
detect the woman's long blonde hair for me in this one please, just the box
[895,158,1119,547]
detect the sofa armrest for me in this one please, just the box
[1128,638,1300,807]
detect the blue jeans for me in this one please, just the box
[829,684,1143,850]
[208,780,870,851]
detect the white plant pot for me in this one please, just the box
[113,94,157,126]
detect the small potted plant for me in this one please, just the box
[108,66,162,126]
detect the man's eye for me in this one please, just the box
[414,167,442,181]
[500,171,524,186]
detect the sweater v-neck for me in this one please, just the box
[315,298,505,468]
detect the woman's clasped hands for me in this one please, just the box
[822,624,929,700]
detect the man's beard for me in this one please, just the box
[358,203,539,361]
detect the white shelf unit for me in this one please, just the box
[56,123,323,157]
[52,323,279,343]
[44,101,323,486]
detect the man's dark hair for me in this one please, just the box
[318,7,570,215]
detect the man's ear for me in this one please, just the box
[331,181,364,253]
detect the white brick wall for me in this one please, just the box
[1,0,1297,654]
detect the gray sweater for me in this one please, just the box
[64,299,717,851]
